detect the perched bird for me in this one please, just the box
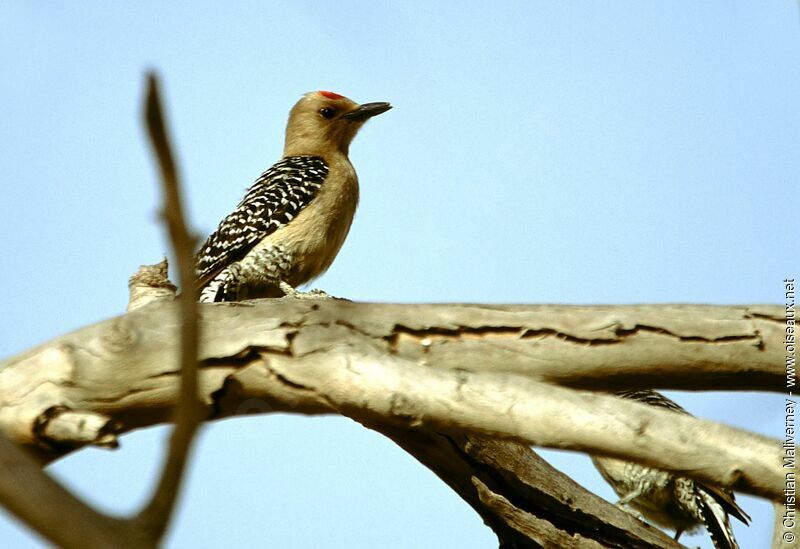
[591,390,750,549]
[196,91,391,302]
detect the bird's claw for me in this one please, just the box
[614,502,644,520]
[279,282,333,300]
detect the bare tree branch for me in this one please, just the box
[134,73,202,540]
[370,427,683,548]
[0,300,782,502]
[0,73,208,549]
[377,302,782,391]
[0,432,148,548]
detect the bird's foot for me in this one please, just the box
[279,282,334,300]
[614,502,644,520]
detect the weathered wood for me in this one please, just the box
[371,426,684,548]
[0,432,150,549]
[0,300,782,503]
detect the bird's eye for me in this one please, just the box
[319,107,336,119]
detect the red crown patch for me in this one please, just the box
[319,91,346,100]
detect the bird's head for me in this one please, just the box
[283,91,391,157]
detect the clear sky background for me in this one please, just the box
[0,2,797,548]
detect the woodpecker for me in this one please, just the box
[195,91,391,302]
[591,390,750,549]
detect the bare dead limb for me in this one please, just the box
[134,73,202,541]
[0,300,782,503]
[0,73,204,549]
[265,334,781,501]
[370,426,684,548]
[0,432,148,548]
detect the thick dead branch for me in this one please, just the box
[0,300,783,504]
[371,427,683,548]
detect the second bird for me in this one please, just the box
[591,390,750,549]
[196,91,391,302]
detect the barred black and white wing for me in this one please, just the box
[695,486,747,549]
[614,389,750,549]
[615,390,689,414]
[195,155,329,289]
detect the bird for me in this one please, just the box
[591,390,751,549]
[195,91,391,302]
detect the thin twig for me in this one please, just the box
[135,72,201,540]
[0,432,145,548]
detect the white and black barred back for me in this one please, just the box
[195,156,329,296]
[615,389,687,412]
[605,389,751,549]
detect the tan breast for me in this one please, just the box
[261,154,359,287]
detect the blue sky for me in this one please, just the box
[0,2,797,547]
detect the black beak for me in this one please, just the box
[342,102,392,121]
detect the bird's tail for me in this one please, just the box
[696,485,750,549]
